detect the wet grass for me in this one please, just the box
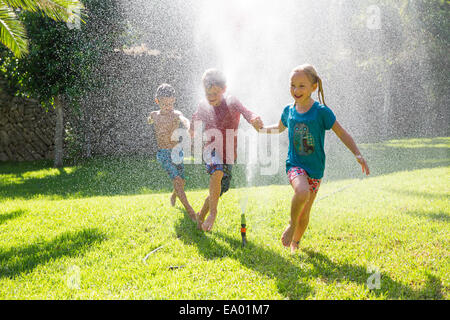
[0,137,448,299]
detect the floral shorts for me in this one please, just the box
[287,167,321,193]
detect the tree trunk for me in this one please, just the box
[83,95,92,158]
[382,64,392,139]
[54,95,64,168]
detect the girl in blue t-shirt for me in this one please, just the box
[258,64,370,253]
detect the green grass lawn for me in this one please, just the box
[0,137,449,299]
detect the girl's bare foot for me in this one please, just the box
[202,214,216,232]
[290,240,300,254]
[281,223,294,247]
[170,192,176,206]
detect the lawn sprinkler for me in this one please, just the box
[239,197,248,247]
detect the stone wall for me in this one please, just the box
[0,83,55,162]
[0,49,195,162]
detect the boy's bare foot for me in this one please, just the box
[170,192,176,206]
[188,211,197,223]
[202,214,216,232]
[196,212,204,230]
[281,223,294,247]
[290,240,300,254]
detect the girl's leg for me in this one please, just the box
[202,170,224,231]
[290,191,317,252]
[173,177,196,222]
[281,174,311,246]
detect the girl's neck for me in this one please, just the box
[294,98,315,113]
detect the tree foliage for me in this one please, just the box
[0,0,124,107]
[0,0,83,57]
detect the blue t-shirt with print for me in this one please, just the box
[281,101,336,179]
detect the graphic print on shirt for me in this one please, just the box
[293,123,315,155]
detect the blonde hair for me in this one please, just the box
[291,64,326,106]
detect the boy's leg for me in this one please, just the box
[173,176,196,222]
[170,190,177,206]
[281,173,311,247]
[157,149,180,207]
[201,170,224,231]
[197,196,210,229]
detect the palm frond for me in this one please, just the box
[1,0,84,23]
[0,4,28,57]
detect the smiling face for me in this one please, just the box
[290,71,318,105]
[204,85,226,107]
[155,96,175,112]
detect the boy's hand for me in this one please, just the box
[148,111,156,124]
[356,155,370,175]
[250,116,264,131]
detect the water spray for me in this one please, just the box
[316,182,358,202]
[239,197,248,247]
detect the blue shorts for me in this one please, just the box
[205,151,233,196]
[157,149,185,180]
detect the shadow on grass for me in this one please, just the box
[402,210,450,223]
[386,188,449,223]
[174,215,443,299]
[0,209,26,225]
[0,137,448,199]
[0,157,204,199]
[300,249,443,299]
[323,136,449,182]
[0,156,252,200]
[387,188,450,201]
[0,228,105,279]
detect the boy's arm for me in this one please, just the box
[332,120,370,175]
[232,98,264,131]
[174,110,190,130]
[250,116,264,131]
[258,119,286,134]
[179,114,191,130]
[189,107,202,138]
[148,111,157,124]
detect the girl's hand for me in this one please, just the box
[258,119,286,134]
[356,155,370,175]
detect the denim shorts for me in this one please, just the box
[156,149,185,180]
[205,151,233,196]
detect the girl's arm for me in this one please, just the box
[258,119,286,134]
[332,120,370,175]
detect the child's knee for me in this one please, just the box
[210,170,224,182]
[293,188,311,203]
[173,176,184,186]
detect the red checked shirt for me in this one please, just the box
[190,95,258,164]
